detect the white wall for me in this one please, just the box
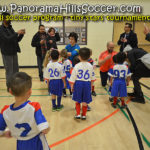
[0,0,150,66]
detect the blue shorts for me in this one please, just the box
[73,81,92,104]
[17,134,50,150]
[65,71,71,89]
[111,79,127,97]
[49,79,64,96]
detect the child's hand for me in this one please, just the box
[4,130,12,138]
[126,82,129,86]
[42,127,50,134]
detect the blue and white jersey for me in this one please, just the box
[62,59,72,72]
[44,61,66,80]
[69,62,96,83]
[108,64,131,79]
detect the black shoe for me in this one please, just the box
[120,104,127,109]
[128,92,136,97]
[111,103,117,108]
[109,97,113,102]
[40,78,44,82]
[131,97,145,104]
[91,91,96,96]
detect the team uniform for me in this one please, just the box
[62,59,72,89]
[0,101,50,150]
[108,64,131,97]
[44,61,66,96]
[65,44,80,66]
[69,62,96,104]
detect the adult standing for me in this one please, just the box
[65,32,80,66]
[31,25,49,81]
[144,24,150,42]
[0,12,25,88]
[124,48,150,104]
[118,23,138,52]
[98,41,117,87]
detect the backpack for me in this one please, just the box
[140,53,150,69]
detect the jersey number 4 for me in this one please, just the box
[15,123,31,137]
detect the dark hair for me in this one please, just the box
[39,24,45,30]
[8,72,32,97]
[79,47,91,60]
[73,56,80,65]
[2,12,10,19]
[116,52,126,64]
[68,32,78,42]
[51,50,59,60]
[125,23,132,29]
[113,55,117,63]
[48,27,55,33]
[60,49,68,59]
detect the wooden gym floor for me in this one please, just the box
[0,68,150,150]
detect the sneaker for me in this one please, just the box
[57,105,64,111]
[87,105,91,111]
[74,115,81,119]
[120,104,127,109]
[63,93,67,97]
[52,107,57,112]
[91,91,96,96]
[111,103,117,108]
[81,116,86,120]
[128,92,136,97]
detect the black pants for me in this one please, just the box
[100,71,108,87]
[2,54,19,86]
[132,61,150,97]
[37,55,45,79]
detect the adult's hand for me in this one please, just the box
[144,25,150,35]
[40,40,45,45]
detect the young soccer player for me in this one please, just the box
[69,48,96,120]
[60,49,73,97]
[108,52,131,109]
[88,49,97,96]
[0,72,50,150]
[44,50,66,111]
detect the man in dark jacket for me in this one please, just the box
[125,48,150,104]
[0,12,25,87]
[31,25,50,81]
[118,23,138,52]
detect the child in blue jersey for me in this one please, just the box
[108,52,131,109]
[0,72,50,150]
[44,50,66,111]
[60,49,73,97]
[65,32,80,66]
[69,48,96,120]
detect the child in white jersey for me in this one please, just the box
[69,48,96,120]
[44,50,66,111]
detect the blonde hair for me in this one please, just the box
[60,49,68,59]
[43,50,51,68]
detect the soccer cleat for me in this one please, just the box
[120,104,127,109]
[57,105,64,111]
[74,115,81,119]
[87,105,91,111]
[81,116,86,120]
[91,91,97,96]
[52,107,57,112]
[111,103,117,108]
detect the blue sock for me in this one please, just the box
[52,99,56,108]
[57,96,61,107]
